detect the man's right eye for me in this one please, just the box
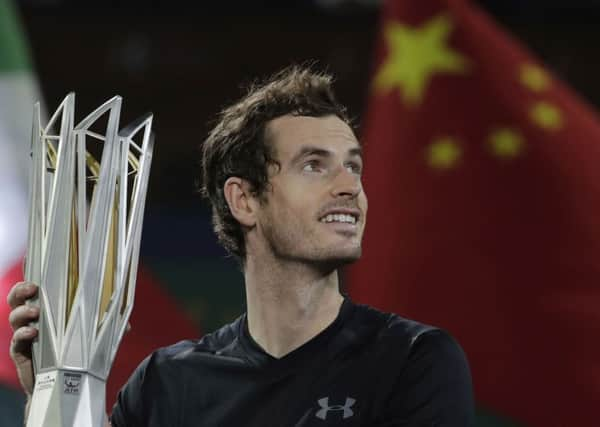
[302,160,322,172]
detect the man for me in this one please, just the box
[8,66,474,426]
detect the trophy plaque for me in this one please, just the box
[24,94,154,426]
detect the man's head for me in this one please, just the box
[201,65,367,267]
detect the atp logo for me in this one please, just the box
[315,397,356,420]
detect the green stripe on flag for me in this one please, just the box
[0,0,31,72]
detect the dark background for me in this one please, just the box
[15,0,600,332]
[1,1,598,425]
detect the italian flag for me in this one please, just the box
[0,0,45,389]
[0,0,200,413]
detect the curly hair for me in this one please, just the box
[200,65,352,260]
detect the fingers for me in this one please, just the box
[7,282,40,363]
[7,282,38,309]
[10,325,37,360]
[9,304,39,331]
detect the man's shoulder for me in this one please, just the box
[352,302,437,341]
[149,315,244,364]
[351,302,462,361]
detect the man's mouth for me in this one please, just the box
[319,213,358,225]
[318,207,360,226]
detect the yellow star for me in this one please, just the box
[488,128,524,159]
[427,137,461,169]
[374,14,470,106]
[520,63,551,92]
[530,101,563,130]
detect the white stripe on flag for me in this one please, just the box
[0,73,43,276]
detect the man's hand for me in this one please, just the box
[7,281,39,396]
[8,282,114,425]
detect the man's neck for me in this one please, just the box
[243,255,344,359]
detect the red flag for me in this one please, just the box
[1,261,199,411]
[349,0,600,425]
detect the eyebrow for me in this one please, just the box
[290,145,363,165]
[349,146,363,158]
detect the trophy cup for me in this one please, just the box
[24,94,154,426]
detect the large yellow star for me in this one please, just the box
[374,14,470,106]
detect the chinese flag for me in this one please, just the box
[348,0,600,425]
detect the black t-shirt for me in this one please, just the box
[111,299,474,426]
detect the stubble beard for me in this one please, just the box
[262,214,362,272]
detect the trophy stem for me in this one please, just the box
[26,370,107,427]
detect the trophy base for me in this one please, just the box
[27,369,107,427]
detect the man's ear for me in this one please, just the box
[223,177,258,228]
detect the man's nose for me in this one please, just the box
[330,166,361,198]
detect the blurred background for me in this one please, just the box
[1,0,600,425]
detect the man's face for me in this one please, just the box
[253,114,368,268]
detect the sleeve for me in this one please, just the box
[109,354,153,427]
[376,329,475,427]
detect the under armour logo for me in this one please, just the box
[315,397,356,420]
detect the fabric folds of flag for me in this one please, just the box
[348,0,600,425]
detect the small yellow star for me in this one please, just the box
[488,128,524,159]
[427,137,461,169]
[520,64,551,92]
[374,14,470,106]
[530,101,563,130]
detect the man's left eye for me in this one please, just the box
[346,163,362,174]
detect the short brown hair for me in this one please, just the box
[200,65,352,260]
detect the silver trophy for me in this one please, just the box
[24,94,154,426]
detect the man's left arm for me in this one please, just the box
[377,329,475,427]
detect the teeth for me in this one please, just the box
[320,214,357,224]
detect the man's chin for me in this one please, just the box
[313,247,362,270]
